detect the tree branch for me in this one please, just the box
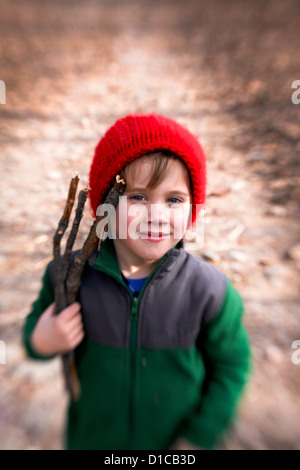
[62,186,91,283]
[66,177,126,305]
[53,173,79,315]
[52,174,126,402]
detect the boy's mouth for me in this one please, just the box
[139,231,170,241]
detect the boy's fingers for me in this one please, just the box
[59,302,81,321]
[64,316,84,335]
[64,329,84,351]
[64,314,83,332]
[71,330,85,348]
[68,314,83,329]
[70,325,85,342]
[42,302,56,318]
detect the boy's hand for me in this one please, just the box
[31,302,84,356]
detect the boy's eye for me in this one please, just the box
[130,195,146,201]
[167,197,181,204]
[129,195,184,204]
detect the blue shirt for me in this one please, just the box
[123,276,148,296]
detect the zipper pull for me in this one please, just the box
[131,296,139,318]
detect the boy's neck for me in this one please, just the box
[113,239,162,279]
[117,254,161,280]
[120,261,159,279]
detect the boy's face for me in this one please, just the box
[114,158,191,264]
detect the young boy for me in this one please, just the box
[22,113,251,450]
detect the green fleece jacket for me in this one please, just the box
[22,238,251,450]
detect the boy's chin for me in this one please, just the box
[115,237,180,262]
[136,239,178,258]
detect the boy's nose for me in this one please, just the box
[148,203,170,227]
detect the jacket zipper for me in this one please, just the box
[127,264,164,448]
[92,242,171,448]
[129,295,139,446]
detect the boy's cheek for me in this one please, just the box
[116,212,149,239]
[127,218,144,239]
[170,208,190,237]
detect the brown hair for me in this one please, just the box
[119,151,192,194]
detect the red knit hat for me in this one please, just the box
[89,113,206,224]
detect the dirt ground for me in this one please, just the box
[0,0,300,450]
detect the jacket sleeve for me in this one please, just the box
[181,278,252,449]
[22,262,56,360]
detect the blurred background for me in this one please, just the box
[0,0,300,450]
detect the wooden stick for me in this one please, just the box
[56,175,126,402]
[61,185,90,402]
[53,173,79,315]
[66,176,126,305]
[62,186,91,283]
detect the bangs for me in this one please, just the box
[120,151,191,193]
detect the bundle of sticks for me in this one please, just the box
[53,173,126,401]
